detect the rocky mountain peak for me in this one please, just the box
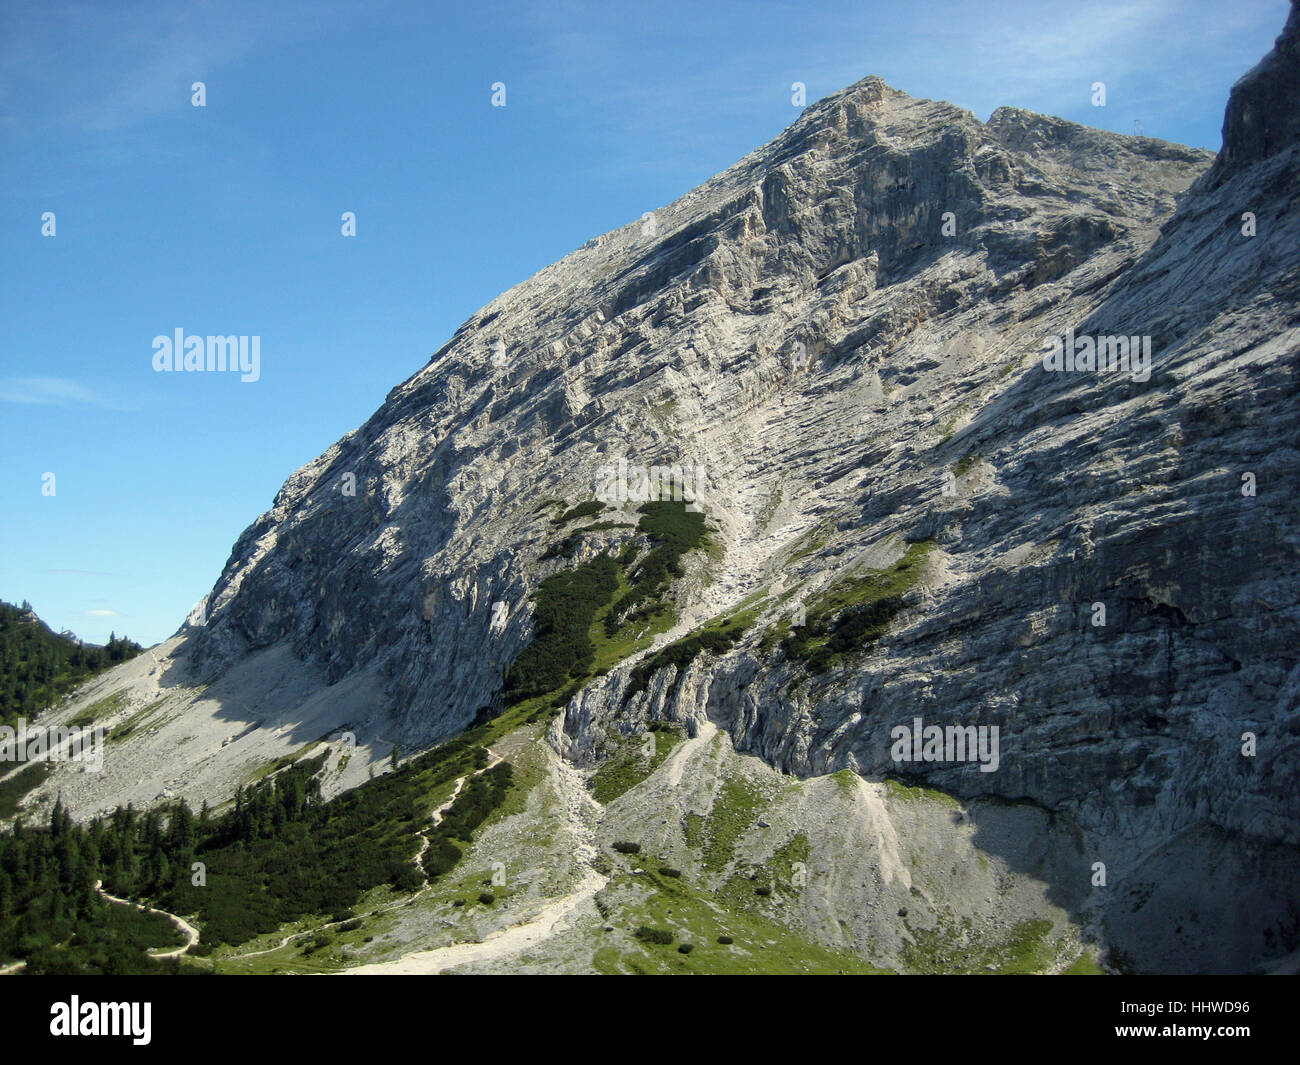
[24,9,1300,975]
[1208,0,1300,183]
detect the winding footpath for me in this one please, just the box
[231,749,504,964]
[94,880,200,959]
[1,884,198,974]
[341,752,607,975]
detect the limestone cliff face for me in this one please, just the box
[104,11,1300,970]
[1208,0,1300,183]
[186,74,1214,734]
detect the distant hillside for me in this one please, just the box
[0,600,143,727]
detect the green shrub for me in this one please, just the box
[0,600,144,728]
[782,541,932,672]
[634,926,674,945]
[503,555,620,702]
[540,531,584,561]
[604,502,706,634]
[678,943,695,954]
[624,625,743,703]
[478,891,495,905]
[0,730,518,970]
[0,762,51,820]
[578,521,633,533]
[717,935,734,945]
[786,595,907,673]
[552,500,605,526]
[612,841,641,854]
[304,931,334,955]
[657,866,682,878]
[422,836,462,879]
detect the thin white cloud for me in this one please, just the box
[0,376,135,410]
[86,609,120,617]
[515,0,1275,174]
[39,568,129,577]
[59,15,267,135]
[0,0,367,136]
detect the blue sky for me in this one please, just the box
[0,0,1289,647]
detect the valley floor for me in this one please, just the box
[204,717,1098,976]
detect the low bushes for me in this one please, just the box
[502,556,620,702]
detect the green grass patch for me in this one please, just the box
[883,776,963,810]
[244,738,327,784]
[696,774,768,873]
[765,833,811,891]
[1063,950,1106,975]
[107,697,170,743]
[901,914,1057,974]
[831,769,859,797]
[0,762,52,821]
[594,851,890,975]
[589,726,685,804]
[66,690,128,729]
[483,740,546,824]
[552,500,605,526]
[938,406,969,444]
[782,540,932,672]
[787,523,832,566]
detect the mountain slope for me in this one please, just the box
[13,8,1300,974]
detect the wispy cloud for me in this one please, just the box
[86,609,120,617]
[58,12,278,135]
[0,0,369,150]
[514,0,1265,177]
[39,568,128,577]
[0,376,136,410]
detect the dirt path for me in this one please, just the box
[339,868,606,975]
[665,720,717,788]
[410,751,501,866]
[230,929,305,960]
[341,751,607,975]
[2,884,198,973]
[229,749,504,963]
[413,774,467,867]
[94,880,199,959]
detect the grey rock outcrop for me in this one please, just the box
[1208,0,1300,182]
